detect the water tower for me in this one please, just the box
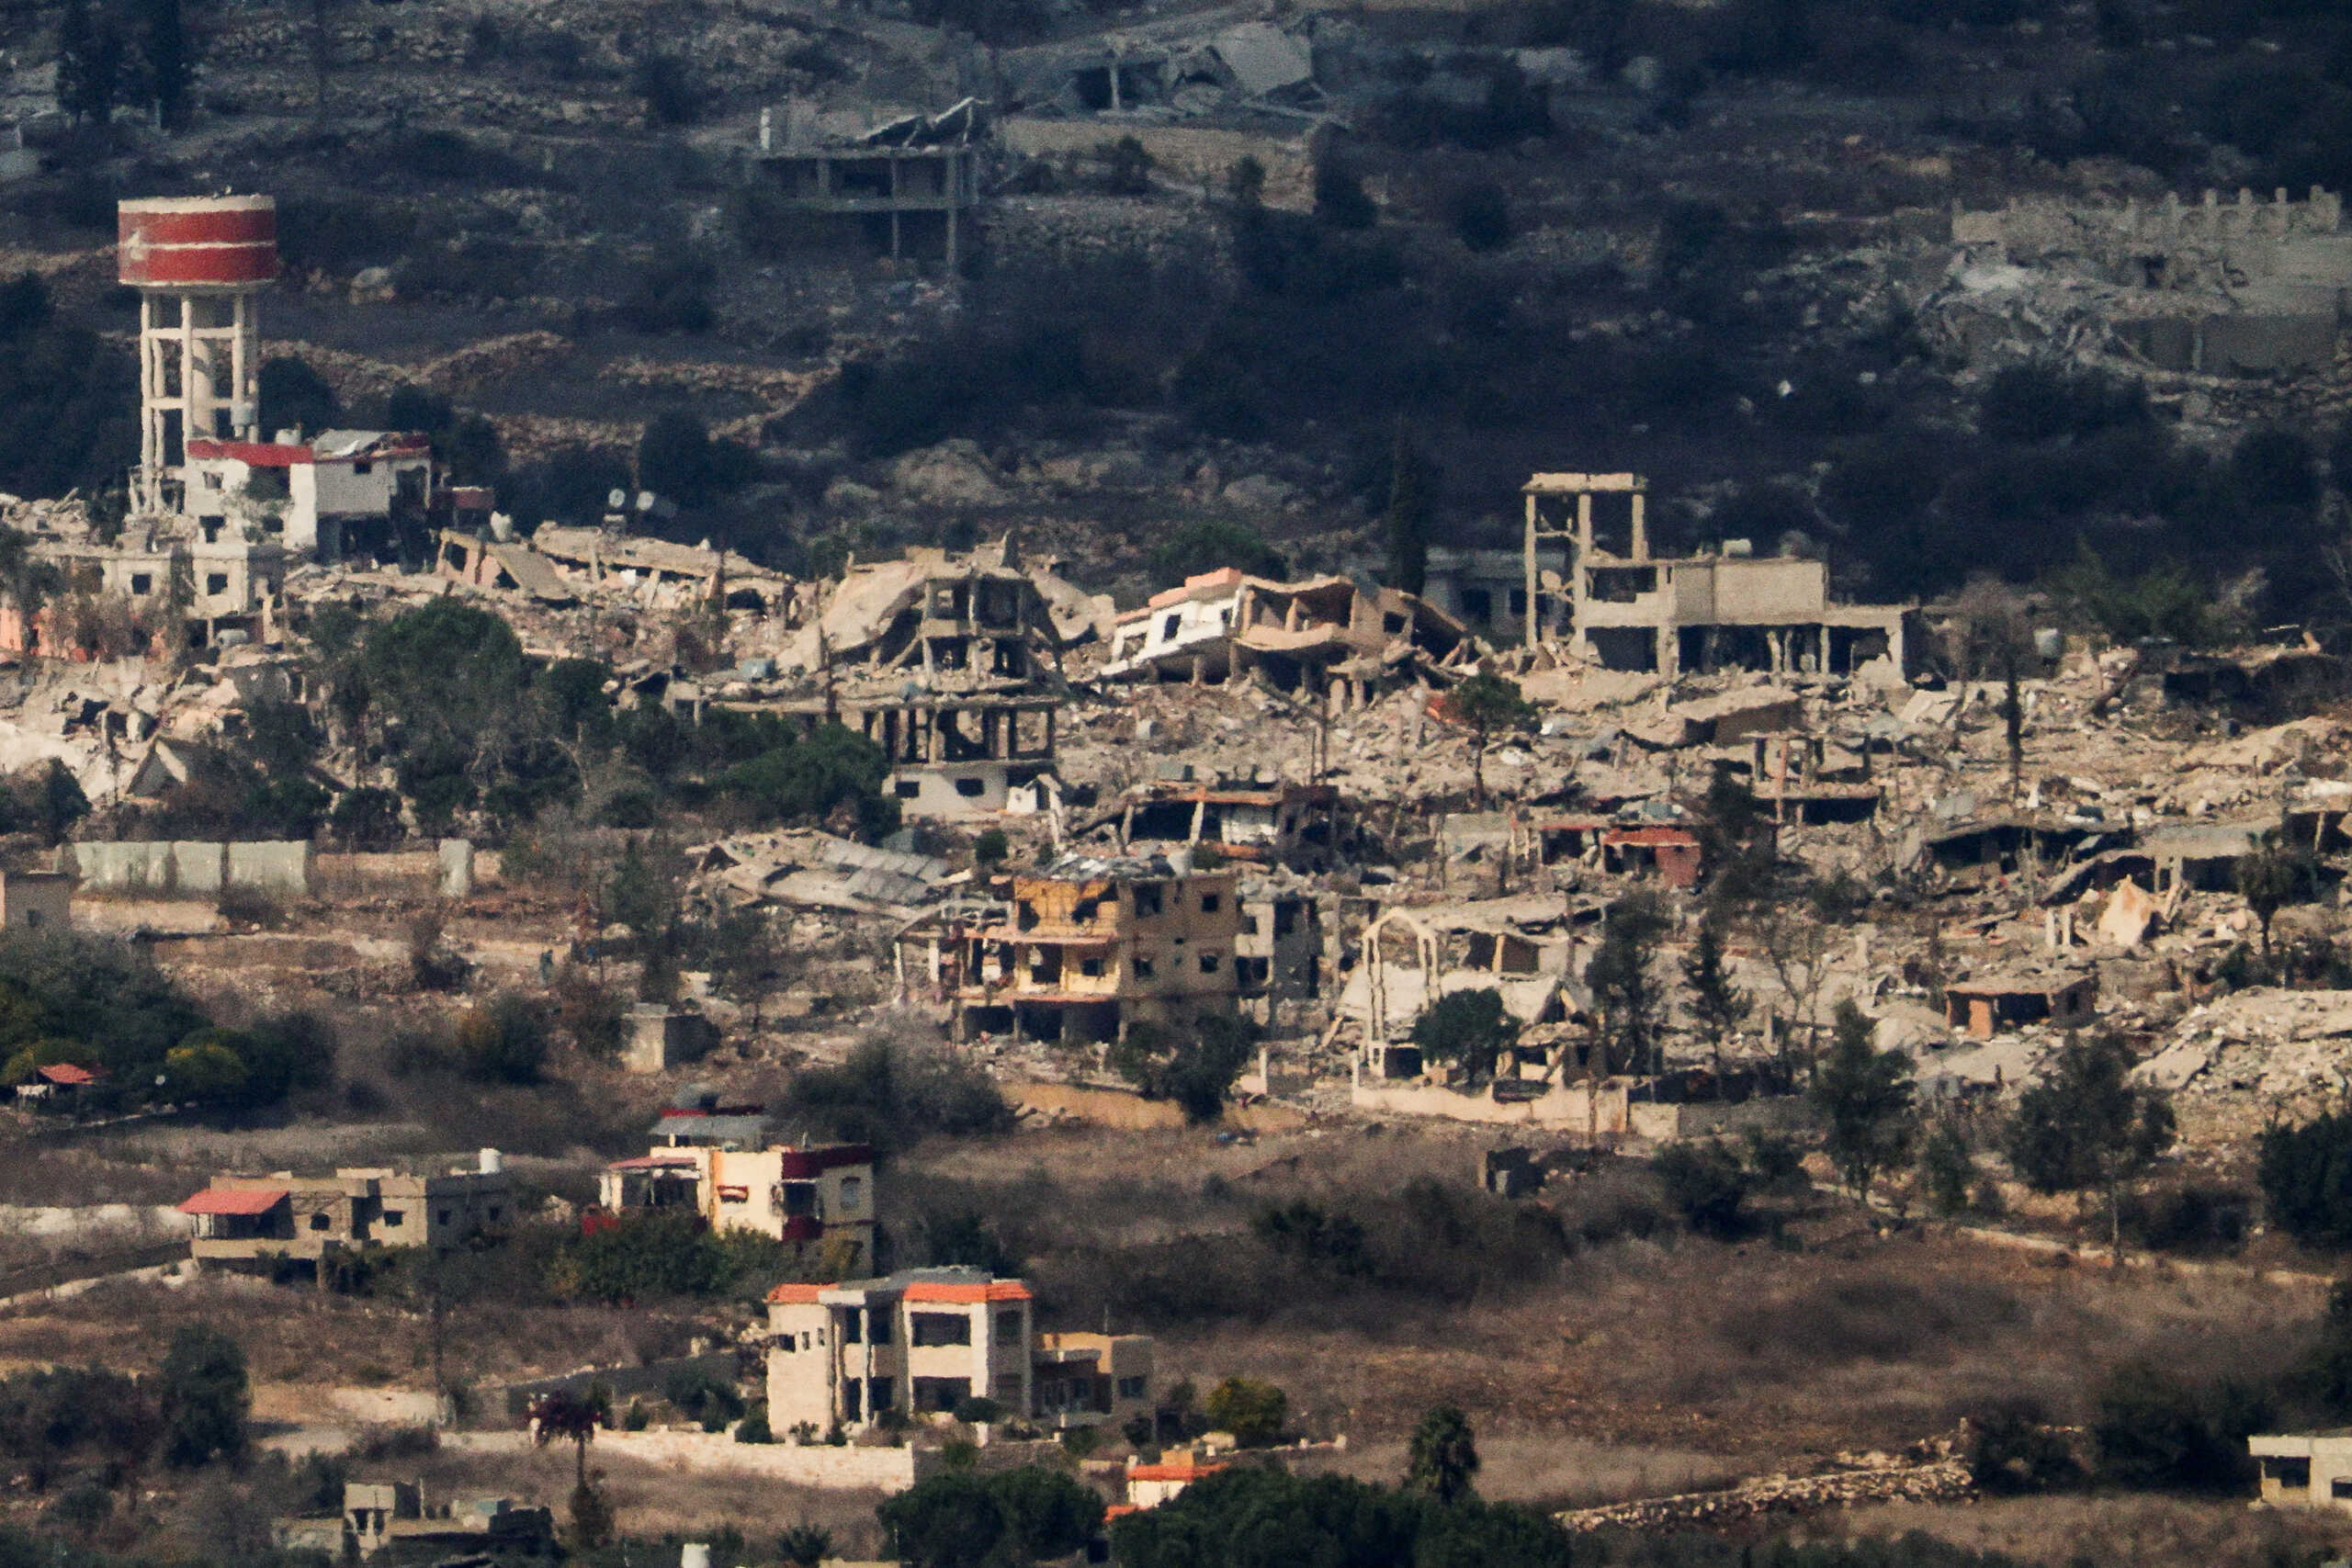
[116,195,277,514]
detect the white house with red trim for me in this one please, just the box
[596,1139,876,1268]
[185,430,431,562]
[763,1268,1158,1436]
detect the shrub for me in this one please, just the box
[1655,1140,1752,1237]
[1443,180,1513,253]
[451,993,550,1084]
[2091,1361,2265,1494]
[631,51,699,124]
[2257,1111,2352,1247]
[1203,1377,1286,1447]
[1964,1397,2079,1494]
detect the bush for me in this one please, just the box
[1654,1140,1752,1237]
[451,994,550,1084]
[2091,1361,2264,1493]
[1964,1397,2079,1494]
[1442,180,1513,253]
[735,1406,775,1443]
[631,52,699,124]
[879,1466,1104,1568]
[783,1032,1013,1148]
[1203,1377,1286,1447]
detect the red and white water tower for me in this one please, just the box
[116,195,277,514]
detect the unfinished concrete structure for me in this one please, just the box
[0,869,74,931]
[279,1483,553,1559]
[895,854,1241,1043]
[752,99,983,266]
[1102,568,1476,705]
[1526,472,1911,677]
[1423,545,1566,643]
[2250,1431,2352,1515]
[178,1150,514,1265]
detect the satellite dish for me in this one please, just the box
[636,491,657,511]
[605,489,628,510]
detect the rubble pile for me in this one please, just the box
[1555,1450,1973,1533]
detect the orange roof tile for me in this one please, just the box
[765,1281,831,1303]
[902,1280,1032,1303]
[1128,1461,1226,1483]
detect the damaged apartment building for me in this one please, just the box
[1101,568,1476,706]
[751,539,1107,818]
[1948,186,2352,374]
[1523,471,1914,678]
[893,852,1244,1043]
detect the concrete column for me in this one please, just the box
[1630,491,1647,561]
[1522,496,1539,651]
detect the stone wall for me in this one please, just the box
[444,1428,940,1492]
[1556,1459,1971,1533]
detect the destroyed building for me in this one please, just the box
[1525,472,1914,678]
[1101,568,1476,705]
[187,430,434,563]
[1091,769,1343,869]
[1951,186,2349,374]
[750,98,984,265]
[894,853,1240,1043]
[279,1483,553,1560]
[1340,897,1577,1053]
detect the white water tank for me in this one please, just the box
[681,1545,712,1568]
[479,1147,503,1175]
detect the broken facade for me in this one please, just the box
[896,854,1240,1043]
[1527,472,1912,678]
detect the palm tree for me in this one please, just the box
[1405,1405,1480,1506]
[528,1390,600,1489]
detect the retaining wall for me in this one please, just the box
[445,1428,940,1492]
[76,840,312,897]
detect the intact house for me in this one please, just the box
[2251,1431,2352,1514]
[763,1267,1154,1432]
[894,855,1240,1044]
[184,431,433,563]
[1101,569,1477,710]
[598,1139,876,1273]
[178,1151,514,1266]
[1523,470,1912,678]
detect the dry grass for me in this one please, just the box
[901,1124,2331,1467]
[1819,1493,2346,1568]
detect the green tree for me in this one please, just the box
[2005,1032,2174,1254]
[55,0,124,127]
[2256,1109,2352,1247]
[131,0,195,129]
[1918,1112,1976,1218]
[1442,180,1512,253]
[160,1325,248,1468]
[1680,914,1748,1084]
[2236,833,2306,961]
[1406,1406,1480,1505]
[161,1039,248,1104]
[1408,987,1517,1082]
[1813,999,1916,1205]
[256,356,342,439]
[2090,1361,2260,1494]
[1587,895,1668,1076]
[878,1471,1004,1568]
[1109,1015,1256,1124]
[778,1524,833,1568]
[1204,1377,1286,1448]
[1149,518,1287,587]
[1313,160,1376,230]
[986,1465,1104,1558]
[1383,428,1437,597]
[1224,156,1266,211]
[1446,673,1536,806]
[972,828,1010,871]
